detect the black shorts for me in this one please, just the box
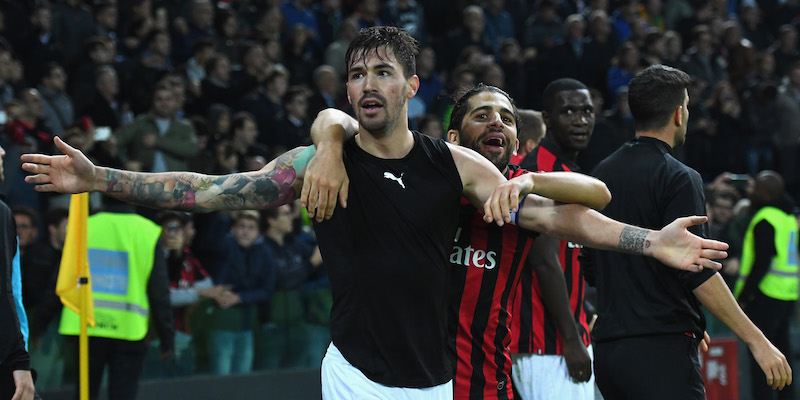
[594,334,705,400]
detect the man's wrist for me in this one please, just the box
[92,166,109,192]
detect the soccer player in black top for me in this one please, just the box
[22,28,729,398]
[584,64,792,399]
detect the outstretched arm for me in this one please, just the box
[517,202,728,272]
[694,274,792,390]
[22,137,315,212]
[301,108,359,221]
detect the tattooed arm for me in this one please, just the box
[22,137,315,212]
[515,199,728,272]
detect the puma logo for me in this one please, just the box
[383,172,405,189]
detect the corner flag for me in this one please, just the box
[56,192,95,327]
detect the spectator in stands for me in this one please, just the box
[523,0,563,53]
[238,68,289,147]
[284,25,319,87]
[0,48,15,108]
[15,89,53,153]
[207,210,276,376]
[308,65,343,117]
[256,204,324,370]
[355,0,383,29]
[483,0,514,51]
[148,211,228,378]
[681,25,728,100]
[497,39,526,106]
[740,4,773,53]
[742,82,780,175]
[607,41,641,97]
[130,29,174,115]
[92,2,119,46]
[51,0,96,70]
[776,63,800,200]
[185,38,216,98]
[281,0,322,51]
[214,9,242,64]
[114,83,198,172]
[441,6,493,74]
[230,112,269,171]
[324,17,359,79]
[83,66,124,131]
[313,0,343,49]
[382,0,427,44]
[276,88,312,150]
[174,0,217,62]
[197,54,255,116]
[771,25,800,80]
[231,41,270,87]
[11,207,37,257]
[721,21,757,92]
[37,63,74,135]
[17,4,62,85]
[662,30,683,66]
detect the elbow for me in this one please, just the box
[590,183,612,211]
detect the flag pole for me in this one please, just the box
[79,275,89,400]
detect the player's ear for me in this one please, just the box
[407,75,420,99]
[673,105,683,127]
[346,82,352,105]
[447,129,460,144]
[512,138,520,156]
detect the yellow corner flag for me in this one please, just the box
[57,192,95,327]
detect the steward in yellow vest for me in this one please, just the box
[734,171,799,400]
[59,203,174,400]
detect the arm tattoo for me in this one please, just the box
[103,146,316,212]
[618,226,651,255]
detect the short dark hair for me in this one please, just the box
[45,207,69,229]
[191,37,216,56]
[628,65,692,131]
[41,62,64,81]
[231,111,255,132]
[345,26,419,78]
[447,83,519,132]
[12,206,39,227]
[542,78,588,113]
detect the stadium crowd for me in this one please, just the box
[1,0,799,396]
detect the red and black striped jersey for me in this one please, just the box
[450,165,537,400]
[510,138,592,356]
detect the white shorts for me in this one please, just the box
[321,342,453,400]
[511,345,595,400]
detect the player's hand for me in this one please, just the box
[22,136,98,194]
[483,175,533,226]
[699,331,711,353]
[562,340,592,383]
[648,216,728,272]
[11,370,34,400]
[750,338,792,390]
[300,144,349,222]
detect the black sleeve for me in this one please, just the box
[738,220,777,304]
[147,242,174,353]
[0,201,29,371]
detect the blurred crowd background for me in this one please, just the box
[1,0,800,395]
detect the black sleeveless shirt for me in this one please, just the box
[314,131,463,388]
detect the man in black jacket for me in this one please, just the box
[0,143,35,400]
